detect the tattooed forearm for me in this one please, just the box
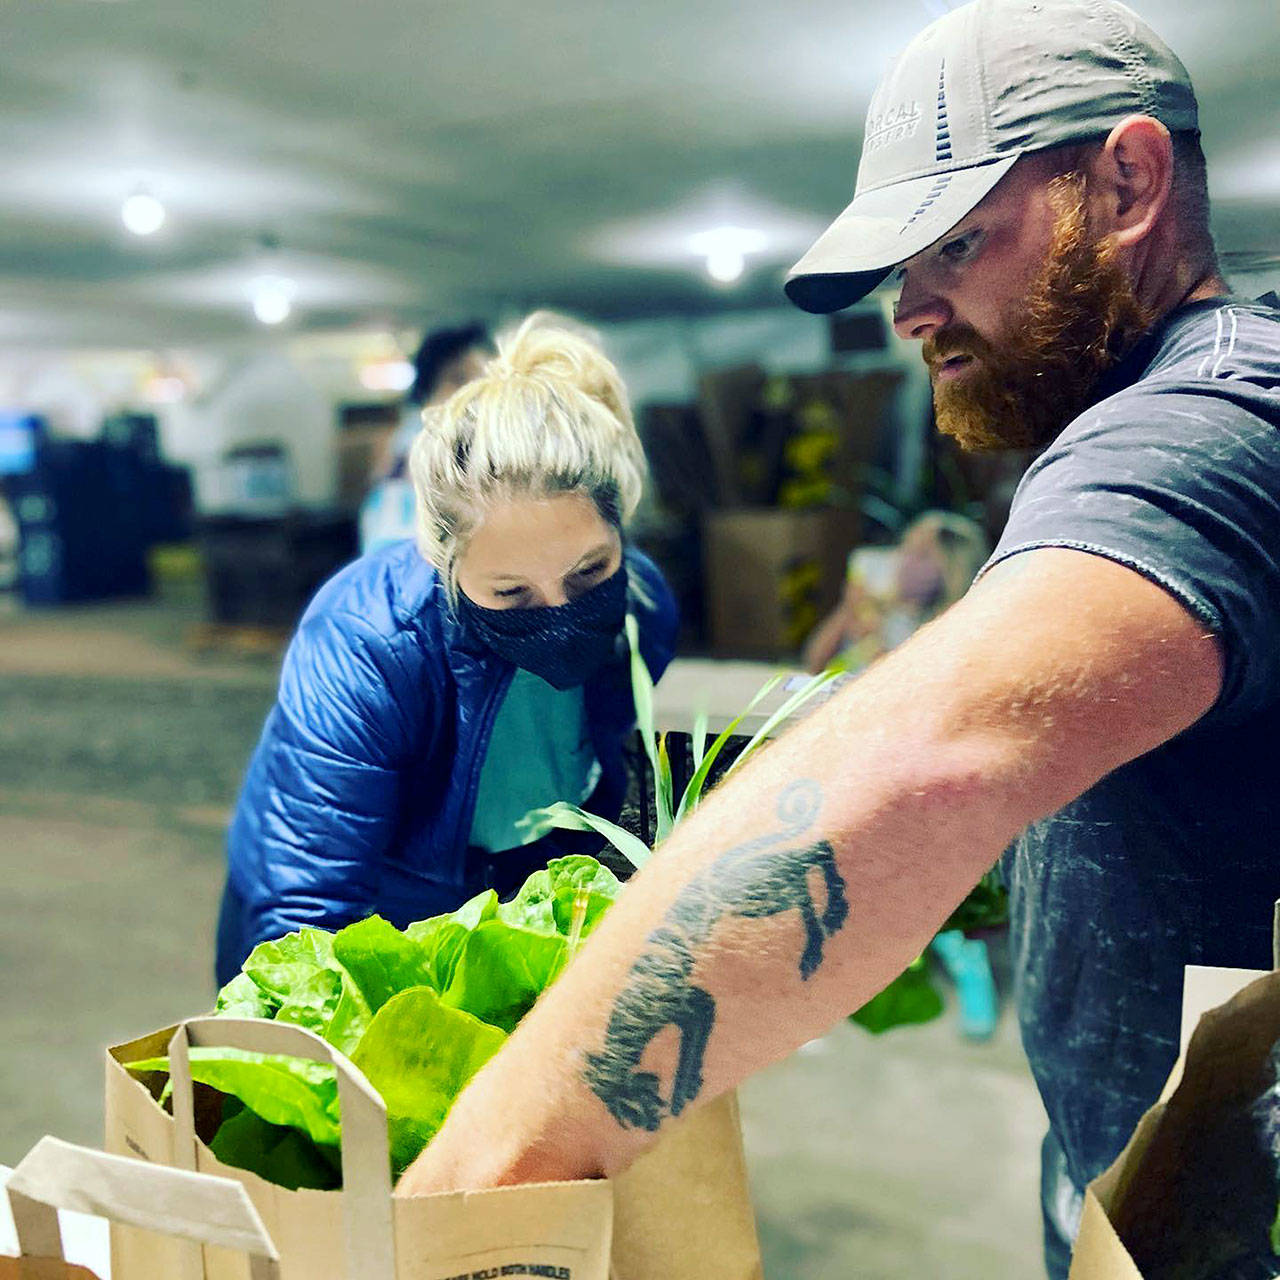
[583,780,849,1131]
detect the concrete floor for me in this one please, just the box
[0,589,1048,1278]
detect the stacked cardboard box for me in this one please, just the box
[686,365,902,658]
[703,507,862,657]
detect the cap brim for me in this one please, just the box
[784,155,1020,314]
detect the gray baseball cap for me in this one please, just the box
[785,0,1199,314]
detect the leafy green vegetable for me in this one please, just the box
[126,859,621,1190]
[351,987,507,1176]
[232,924,378,1054]
[943,870,1009,934]
[672,677,782,825]
[440,920,568,1033]
[849,957,945,1034]
[321,975,374,1057]
[497,855,622,937]
[215,972,280,1021]
[690,707,709,775]
[209,1104,341,1191]
[625,612,674,841]
[452,889,501,931]
[563,888,591,964]
[331,916,437,1015]
[241,928,346,1039]
[722,666,845,781]
[518,801,652,870]
[128,1047,342,1147]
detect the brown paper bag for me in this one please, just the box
[610,1091,762,1280]
[1070,964,1280,1279]
[106,1016,761,1280]
[2,1134,280,1280]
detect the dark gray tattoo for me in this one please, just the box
[583,780,849,1130]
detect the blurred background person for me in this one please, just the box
[802,511,990,673]
[216,312,677,985]
[358,322,492,554]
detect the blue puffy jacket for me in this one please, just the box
[217,540,677,985]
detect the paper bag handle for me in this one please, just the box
[6,1135,280,1279]
[168,1017,396,1280]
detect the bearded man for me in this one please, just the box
[399,3,1280,1275]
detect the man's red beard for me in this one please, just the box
[925,173,1155,453]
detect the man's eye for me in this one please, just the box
[939,232,979,263]
[493,586,526,599]
[575,560,607,579]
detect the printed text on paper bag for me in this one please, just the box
[436,1268,572,1279]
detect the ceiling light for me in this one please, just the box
[359,360,415,393]
[121,192,166,237]
[143,374,188,405]
[687,226,769,286]
[705,248,746,284]
[251,277,295,325]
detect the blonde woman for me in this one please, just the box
[802,511,990,673]
[217,314,677,985]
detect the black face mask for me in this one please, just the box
[457,564,628,690]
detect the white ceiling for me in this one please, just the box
[3,0,1278,349]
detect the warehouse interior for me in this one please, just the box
[1,0,1278,1276]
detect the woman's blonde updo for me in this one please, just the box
[408,311,647,600]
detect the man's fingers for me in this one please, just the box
[803,610,850,673]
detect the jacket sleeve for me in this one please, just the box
[227,608,431,949]
[627,548,680,685]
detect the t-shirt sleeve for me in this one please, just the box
[981,381,1280,722]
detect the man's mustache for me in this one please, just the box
[922,326,992,372]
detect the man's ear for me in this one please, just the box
[1091,115,1175,247]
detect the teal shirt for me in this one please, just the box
[468,669,601,854]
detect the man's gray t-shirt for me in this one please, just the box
[983,296,1280,1200]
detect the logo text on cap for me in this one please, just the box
[865,101,923,153]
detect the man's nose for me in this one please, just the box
[892,280,952,342]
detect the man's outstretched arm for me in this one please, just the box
[397,548,1222,1195]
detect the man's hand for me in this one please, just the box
[394,1051,605,1196]
[802,599,861,672]
[803,578,882,672]
[398,548,1222,1197]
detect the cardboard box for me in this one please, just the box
[696,365,766,506]
[638,403,719,515]
[704,508,862,658]
[763,369,903,509]
[696,366,903,509]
